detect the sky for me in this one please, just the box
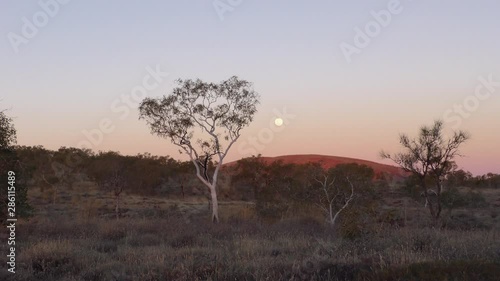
[1,0,499,175]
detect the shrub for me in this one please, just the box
[442,187,488,213]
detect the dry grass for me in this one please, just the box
[6,184,498,280]
[5,214,499,281]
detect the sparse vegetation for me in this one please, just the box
[7,213,500,281]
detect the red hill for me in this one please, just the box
[225,154,408,180]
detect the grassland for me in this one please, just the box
[2,182,500,281]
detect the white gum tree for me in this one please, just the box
[314,174,355,228]
[139,76,259,222]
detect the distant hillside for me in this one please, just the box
[225,154,409,180]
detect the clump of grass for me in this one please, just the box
[98,221,127,240]
[93,239,119,253]
[170,233,200,248]
[22,240,81,279]
[80,261,130,281]
[127,233,162,247]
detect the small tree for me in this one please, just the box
[174,160,194,199]
[255,160,300,220]
[231,154,266,201]
[308,163,374,228]
[0,110,16,149]
[15,146,52,192]
[87,151,128,219]
[313,172,353,227]
[16,146,92,204]
[139,76,259,222]
[381,120,470,222]
[125,153,173,196]
[445,169,472,188]
[0,110,32,222]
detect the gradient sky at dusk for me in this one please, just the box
[1,1,499,175]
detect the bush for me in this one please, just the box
[442,187,489,215]
[464,190,488,208]
[255,201,289,222]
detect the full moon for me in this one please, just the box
[274,118,283,127]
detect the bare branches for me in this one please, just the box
[312,170,360,228]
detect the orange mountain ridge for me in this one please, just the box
[225,154,409,180]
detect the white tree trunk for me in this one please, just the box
[210,185,219,223]
[328,202,334,225]
[327,181,354,229]
[331,209,341,228]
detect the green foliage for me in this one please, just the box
[0,149,33,221]
[14,145,93,199]
[0,111,33,221]
[254,160,302,220]
[125,153,174,195]
[444,169,500,189]
[441,187,467,211]
[86,151,127,193]
[232,157,314,220]
[469,173,500,189]
[338,193,378,239]
[445,169,472,187]
[11,145,207,198]
[464,190,488,208]
[0,110,16,149]
[231,156,378,225]
[87,152,176,198]
[442,187,488,213]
